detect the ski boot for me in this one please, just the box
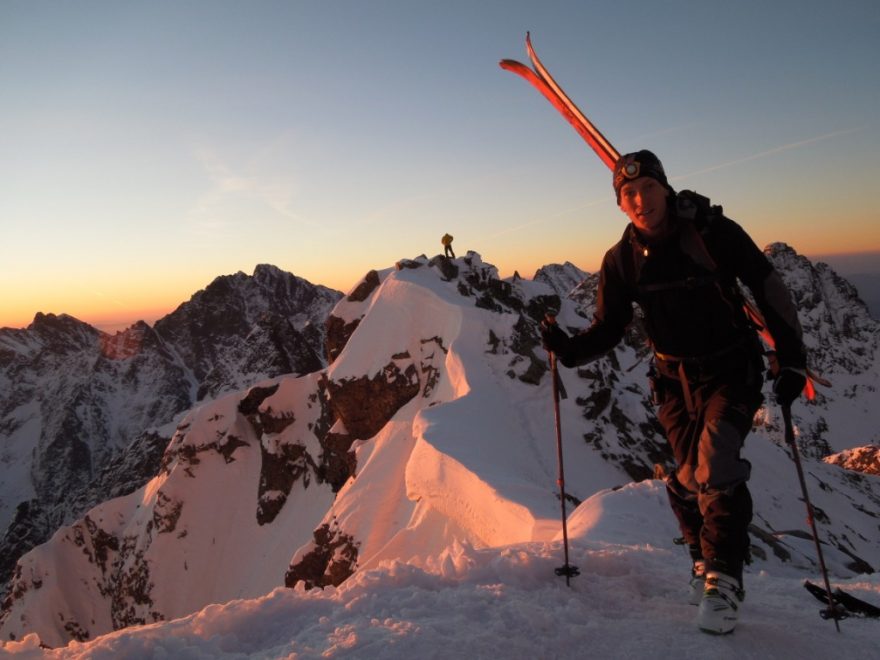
[697,571,745,634]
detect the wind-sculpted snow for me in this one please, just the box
[2,247,879,650]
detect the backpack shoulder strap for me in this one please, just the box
[675,190,724,273]
[609,224,640,298]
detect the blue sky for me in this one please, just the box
[1,1,878,330]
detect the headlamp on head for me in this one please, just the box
[613,150,671,203]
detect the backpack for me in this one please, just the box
[614,190,751,343]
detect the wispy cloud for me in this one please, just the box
[672,128,863,181]
[186,138,317,235]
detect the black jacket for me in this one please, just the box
[562,191,806,370]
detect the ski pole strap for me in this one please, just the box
[555,564,581,578]
[555,367,568,400]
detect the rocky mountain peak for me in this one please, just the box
[767,243,878,376]
[532,261,590,298]
[25,313,99,352]
[0,268,342,602]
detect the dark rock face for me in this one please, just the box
[238,383,317,526]
[317,429,358,493]
[326,363,421,441]
[154,264,338,398]
[346,270,381,303]
[325,315,361,365]
[324,270,381,364]
[284,521,359,590]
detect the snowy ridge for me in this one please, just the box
[1,248,879,655]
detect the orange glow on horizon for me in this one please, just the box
[0,261,368,333]
[1,303,182,334]
[3,245,877,333]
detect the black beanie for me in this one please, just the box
[612,150,672,203]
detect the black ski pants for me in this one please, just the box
[655,349,764,582]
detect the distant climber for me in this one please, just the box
[441,233,455,259]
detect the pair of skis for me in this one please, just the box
[500,34,874,626]
[500,33,619,170]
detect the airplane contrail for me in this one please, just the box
[673,127,862,181]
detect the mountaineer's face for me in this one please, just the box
[619,177,669,238]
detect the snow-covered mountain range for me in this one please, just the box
[0,247,877,652]
[0,265,341,600]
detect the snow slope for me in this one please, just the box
[2,482,878,659]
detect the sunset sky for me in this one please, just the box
[2,0,878,332]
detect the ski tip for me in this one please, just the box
[499,59,525,72]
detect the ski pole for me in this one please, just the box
[781,404,844,630]
[549,349,579,586]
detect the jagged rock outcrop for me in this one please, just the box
[284,520,359,589]
[533,261,590,299]
[826,445,880,476]
[765,243,878,375]
[326,269,382,363]
[326,362,421,441]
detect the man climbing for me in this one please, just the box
[541,150,807,634]
[441,233,455,259]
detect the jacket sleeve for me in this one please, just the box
[562,247,632,367]
[714,217,807,369]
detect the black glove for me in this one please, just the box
[540,319,571,358]
[773,367,807,407]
